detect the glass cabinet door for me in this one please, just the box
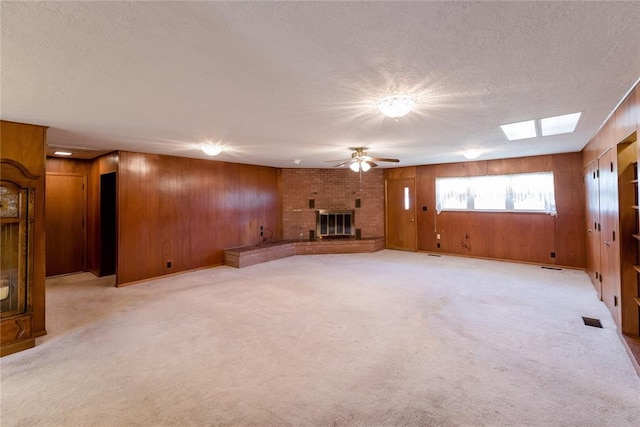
[0,182,28,318]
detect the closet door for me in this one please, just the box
[585,162,601,297]
[599,149,621,323]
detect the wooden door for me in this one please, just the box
[598,150,620,323]
[45,173,86,276]
[385,178,416,251]
[584,162,601,297]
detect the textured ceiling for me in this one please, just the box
[2,1,639,168]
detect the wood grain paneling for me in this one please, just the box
[614,93,637,144]
[384,167,416,180]
[0,121,46,176]
[412,153,584,267]
[116,152,280,286]
[583,134,598,168]
[118,152,161,284]
[45,174,86,276]
[46,157,91,175]
[553,153,586,267]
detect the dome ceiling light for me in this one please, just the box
[377,95,416,119]
[200,141,223,156]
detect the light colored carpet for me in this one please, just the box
[1,250,639,426]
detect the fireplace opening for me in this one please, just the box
[316,210,355,239]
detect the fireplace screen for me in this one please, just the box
[316,210,354,239]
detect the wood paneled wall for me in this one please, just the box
[390,153,585,267]
[581,82,639,339]
[117,152,280,285]
[0,120,47,337]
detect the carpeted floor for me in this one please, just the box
[1,250,639,426]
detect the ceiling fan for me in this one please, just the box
[329,147,400,172]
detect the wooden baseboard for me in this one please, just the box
[115,263,224,288]
[621,333,640,377]
[417,250,586,271]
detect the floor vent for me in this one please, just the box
[541,266,562,271]
[427,254,442,257]
[582,316,603,328]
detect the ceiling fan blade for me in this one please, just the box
[325,159,351,163]
[333,160,352,167]
[368,161,378,168]
[369,157,400,163]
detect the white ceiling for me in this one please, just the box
[2,1,639,168]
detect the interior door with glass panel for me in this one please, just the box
[385,178,416,251]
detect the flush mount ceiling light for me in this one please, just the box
[377,95,416,119]
[200,141,223,156]
[53,151,73,156]
[462,149,481,160]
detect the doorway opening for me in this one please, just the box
[100,172,116,276]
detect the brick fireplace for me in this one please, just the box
[280,168,384,240]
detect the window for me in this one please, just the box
[404,187,410,210]
[435,172,556,215]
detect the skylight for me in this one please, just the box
[500,120,537,141]
[500,112,582,141]
[540,112,582,136]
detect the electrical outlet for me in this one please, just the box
[167,261,172,268]
[437,234,441,239]
[436,243,441,248]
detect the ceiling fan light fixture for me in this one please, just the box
[200,141,223,156]
[349,161,361,172]
[377,95,416,118]
[360,161,371,172]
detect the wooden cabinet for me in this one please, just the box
[0,160,37,356]
[0,120,46,356]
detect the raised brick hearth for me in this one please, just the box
[224,237,385,268]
